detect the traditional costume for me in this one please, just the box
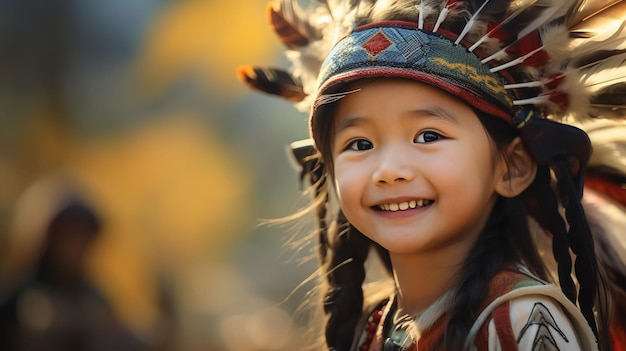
[353,266,597,350]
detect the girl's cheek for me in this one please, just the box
[333,165,355,201]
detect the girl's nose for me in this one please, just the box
[372,148,416,185]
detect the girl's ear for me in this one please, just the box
[495,137,537,198]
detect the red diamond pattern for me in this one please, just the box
[362,31,392,58]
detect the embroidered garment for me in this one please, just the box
[467,289,597,351]
[353,268,598,351]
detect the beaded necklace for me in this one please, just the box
[358,299,416,351]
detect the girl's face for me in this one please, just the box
[331,78,506,256]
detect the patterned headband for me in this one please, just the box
[310,20,516,142]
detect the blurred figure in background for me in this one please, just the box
[0,189,144,351]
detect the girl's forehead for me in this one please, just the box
[333,78,472,118]
[342,78,468,103]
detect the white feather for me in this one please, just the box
[481,0,571,65]
[369,0,397,21]
[433,5,449,32]
[567,23,626,65]
[276,0,322,41]
[541,54,626,121]
[584,23,626,49]
[281,4,334,111]
[490,45,546,72]
[517,0,571,38]
[326,0,361,42]
[287,39,333,111]
[582,55,626,95]
[455,0,492,45]
[418,2,424,29]
[567,0,625,28]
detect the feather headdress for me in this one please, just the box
[238,0,626,348]
[239,0,626,124]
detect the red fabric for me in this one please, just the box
[420,269,531,350]
[611,324,626,351]
[486,22,512,44]
[545,73,565,90]
[501,31,549,69]
[472,269,535,350]
[446,0,463,11]
[547,90,570,110]
[362,32,393,57]
[516,32,549,68]
[417,316,446,350]
[493,302,519,351]
[585,177,626,208]
[362,269,534,350]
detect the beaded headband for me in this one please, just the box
[310,20,516,139]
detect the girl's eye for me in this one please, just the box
[347,139,373,151]
[415,131,443,144]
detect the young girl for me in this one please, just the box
[239,0,626,350]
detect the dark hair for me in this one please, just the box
[439,112,547,350]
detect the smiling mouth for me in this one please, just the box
[376,200,434,212]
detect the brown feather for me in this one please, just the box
[267,1,310,49]
[237,65,306,102]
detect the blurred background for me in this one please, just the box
[0,0,318,350]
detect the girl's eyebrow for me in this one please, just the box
[335,107,459,134]
[410,108,459,124]
[334,116,366,135]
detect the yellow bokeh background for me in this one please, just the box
[139,0,276,94]
[0,0,312,350]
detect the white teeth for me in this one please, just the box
[378,200,433,211]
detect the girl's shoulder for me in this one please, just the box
[466,267,598,351]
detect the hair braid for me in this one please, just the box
[526,165,577,302]
[323,212,371,351]
[554,159,600,336]
[314,176,330,263]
